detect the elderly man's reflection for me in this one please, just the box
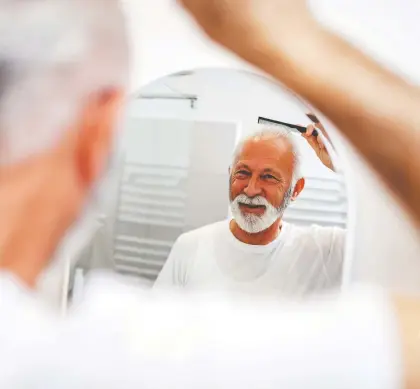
[155,126,345,296]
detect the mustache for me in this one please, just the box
[233,194,271,207]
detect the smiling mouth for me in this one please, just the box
[238,203,266,210]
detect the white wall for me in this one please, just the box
[125,0,420,87]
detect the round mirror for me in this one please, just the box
[68,68,349,302]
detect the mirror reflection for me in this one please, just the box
[69,68,348,302]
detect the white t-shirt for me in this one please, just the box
[0,272,402,389]
[154,220,345,297]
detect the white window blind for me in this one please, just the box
[283,174,347,229]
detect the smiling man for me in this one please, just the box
[154,127,345,297]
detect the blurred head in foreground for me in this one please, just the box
[0,0,129,286]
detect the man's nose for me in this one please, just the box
[244,177,262,198]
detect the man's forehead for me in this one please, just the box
[234,137,294,167]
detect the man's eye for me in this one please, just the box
[262,174,277,180]
[236,170,250,177]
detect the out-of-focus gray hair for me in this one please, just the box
[0,0,129,165]
[231,125,303,186]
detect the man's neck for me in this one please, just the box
[0,159,66,288]
[229,219,282,245]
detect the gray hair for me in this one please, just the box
[0,0,129,165]
[231,125,303,187]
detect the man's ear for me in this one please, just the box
[75,88,123,189]
[291,177,305,201]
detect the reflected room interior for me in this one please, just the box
[67,68,348,304]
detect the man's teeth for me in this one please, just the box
[241,203,264,208]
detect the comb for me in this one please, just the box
[258,116,318,137]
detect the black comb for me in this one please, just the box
[258,116,318,137]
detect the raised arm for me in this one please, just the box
[178,0,420,228]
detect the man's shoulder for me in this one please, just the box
[287,222,345,236]
[285,222,346,246]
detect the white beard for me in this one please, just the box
[230,188,293,234]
